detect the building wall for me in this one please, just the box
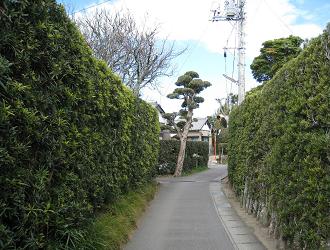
[187,130,210,142]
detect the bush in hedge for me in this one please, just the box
[0,0,159,248]
[228,25,330,249]
[158,140,209,175]
[218,127,229,155]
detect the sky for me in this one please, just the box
[58,0,329,117]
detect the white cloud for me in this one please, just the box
[77,0,324,116]
[96,0,323,58]
[245,0,322,58]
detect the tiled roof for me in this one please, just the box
[190,117,209,131]
[149,102,165,114]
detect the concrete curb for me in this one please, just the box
[210,182,239,250]
[209,179,266,250]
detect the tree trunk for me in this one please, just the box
[174,135,187,177]
[173,109,193,177]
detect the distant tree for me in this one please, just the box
[76,9,186,96]
[209,93,237,160]
[163,71,211,176]
[215,93,238,118]
[251,35,304,82]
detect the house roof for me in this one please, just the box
[190,117,209,131]
[149,102,165,114]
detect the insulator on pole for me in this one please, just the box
[224,51,227,58]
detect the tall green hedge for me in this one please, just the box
[228,25,330,249]
[158,140,209,175]
[0,1,159,248]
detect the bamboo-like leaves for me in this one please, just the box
[229,26,330,249]
[0,1,160,248]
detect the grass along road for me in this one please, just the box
[78,182,158,250]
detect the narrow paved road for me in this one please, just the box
[125,167,235,250]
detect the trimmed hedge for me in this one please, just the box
[158,140,209,175]
[0,1,159,248]
[228,26,330,249]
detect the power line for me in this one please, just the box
[161,24,210,96]
[224,22,238,96]
[249,0,263,23]
[177,26,210,73]
[231,22,237,79]
[226,22,236,46]
[71,0,113,15]
[263,0,293,34]
[210,0,246,105]
[224,44,228,96]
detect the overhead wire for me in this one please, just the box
[263,0,293,34]
[224,21,236,97]
[222,1,244,100]
[231,23,237,80]
[222,3,240,95]
[163,0,220,98]
[177,26,210,74]
[226,22,236,44]
[71,0,113,15]
[228,21,237,95]
[161,22,210,97]
[249,0,264,23]
[224,45,228,97]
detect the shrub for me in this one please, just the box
[0,0,159,248]
[158,140,209,175]
[228,25,330,249]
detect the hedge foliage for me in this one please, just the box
[158,140,209,175]
[0,0,159,248]
[228,26,330,248]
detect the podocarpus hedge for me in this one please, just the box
[158,140,209,175]
[228,25,330,249]
[0,1,159,248]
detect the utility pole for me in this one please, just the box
[237,0,246,105]
[210,0,246,104]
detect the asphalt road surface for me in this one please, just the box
[125,167,235,250]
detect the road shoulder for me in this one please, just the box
[221,177,278,250]
[210,179,266,250]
